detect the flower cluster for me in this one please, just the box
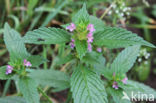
[66,23,76,32]
[112,73,128,90]
[70,39,75,49]
[108,2,131,20]
[24,59,32,67]
[66,23,96,52]
[6,65,13,75]
[87,24,95,52]
[6,59,32,75]
[137,48,150,64]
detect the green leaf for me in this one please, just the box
[41,0,68,26]
[71,66,108,103]
[107,87,131,103]
[111,45,140,74]
[23,27,71,44]
[124,80,156,99]
[93,55,106,74]
[18,77,39,103]
[93,27,155,48]
[27,0,38,16]
[4,23,30,61]
[29,70,70,89]
[89,16,105,32]
[0,66,13,80]
[56,54,74,65]
[0,96,26,103]
[27,55,47,67]
[72,3,90,24]
[75,39,87,59]
[82,52,100,64]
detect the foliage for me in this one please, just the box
[0,2,156,103]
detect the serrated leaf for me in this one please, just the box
[89,16,105,32]
[71,66,108,103]
[0,66,13,80]
[111,45,140,74]
[4,23,30,61]
[27,55,47,67]
[107,87,131,103]
[29,70,70,89]
[0,96,26,103]
[93,55,106,74]
[93,27,155,48]
[23,27,71,44]
[82,52,100,64]
[75,39,87,59]
[72,3,89,24]
[56,54,74,65]
[18,77,39,103]
[124,80,156,99]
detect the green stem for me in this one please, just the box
[43,45,47,69]
[100,1,116,20]
[38,87,53,103]
[2,79,11,97]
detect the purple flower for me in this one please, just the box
[6,65,13,75]
[70,39,75,49]
[122,77,128,84]
[88,43,92,52]
[97,47,102,52]
[87,24,95,33]
[112,81,119,89]
[87,33,94,43]
[24,59,32,67]
[66,23,76,32]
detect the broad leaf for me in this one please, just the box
[23,27,71,44]
[82,52,100,64]
[29,70,70,89]
[75,39,87,59]
[125,80,156,99]
[89,16,105,32]
[72,3,89,24]
[71,66,108,103]
[19,77,39,103]
[93,55,106,74]
[4,23,30,61]
[93,27,155,48]
[111,45,140,74]
[0,96,26,103]
[0,66,13,80]
[27,55,47,67]
[107,87,131,103]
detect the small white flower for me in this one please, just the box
[120,13,124,17]
[127,7,131,10]
[115,10,119,13]
[138,58,142,62]
[123,8,127,12]
[112,4,116,8]
[126,12,130,16]
[108,11,112,15]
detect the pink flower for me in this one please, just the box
[70,39,75,49]
[24,59,32,67]
[66,23,76,32]
[6,65,13,75]
[122,77,128,84]
[112,81,119,89]
[88,43,92,52]
[87,24,95,33]
[97,47,102,52]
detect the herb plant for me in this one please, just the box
[0,4,156,103]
